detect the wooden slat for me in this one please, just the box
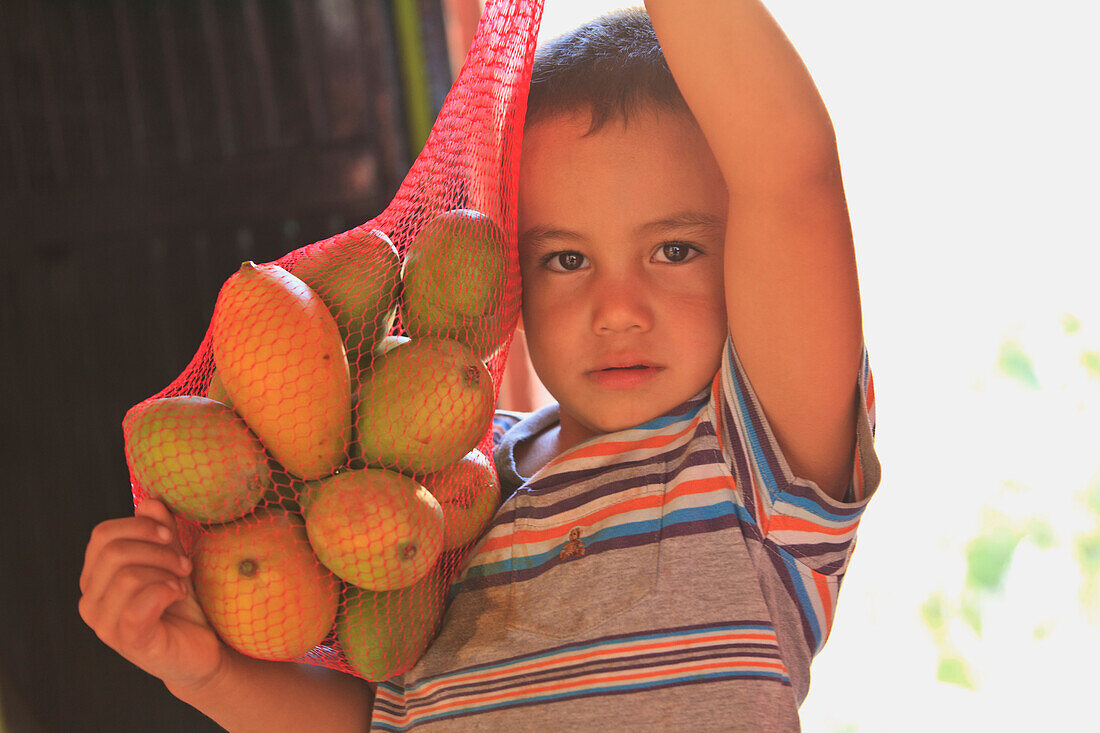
[28,0,68,183]
[290,0,330,141]
[316,0,371,141]
[0,2,30,191]
[156,0,193,165]
[71,1,109,179]
[243,0,282,148]
[198,0,237,157]
[359,0,409,191]
[112,0,148,167]
[417,0,453,115]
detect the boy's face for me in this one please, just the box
[518,109,729,446]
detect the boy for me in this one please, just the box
[78,2,879,730]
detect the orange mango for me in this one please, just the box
[192,507,340,661]
[211,261,352,479]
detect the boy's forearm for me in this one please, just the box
[644,0,837,189]
[167,650,373,732]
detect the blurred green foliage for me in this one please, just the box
[1082,351,1100,379]
[965,516,1025,594]
[1061,313,1082,334]
[997,339,1039,388]
[936,656,976,690]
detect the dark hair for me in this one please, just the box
[526,6,691,134]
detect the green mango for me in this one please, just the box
[291,228,402,366]
[336,570,447,681]
[124,396,269,523]
[400,209,516,358]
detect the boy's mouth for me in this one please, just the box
[586,359,663,389]
[588,355,661,373]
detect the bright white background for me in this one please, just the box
[535,2,1100,730]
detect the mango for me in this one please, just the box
[336,570,446,680]
[419,450,501,550]
[356,339,494,475]
[401,209,516,358]
[304,469,444,591]
[124,396,268,523]
[211,261,352,479]
[290,228,402,367]
[192,507,340,661]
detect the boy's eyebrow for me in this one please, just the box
[519,210,725,250]
[636,211,726,238]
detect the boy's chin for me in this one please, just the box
[570,402,668,437]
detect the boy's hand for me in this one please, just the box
[78,498,226,694]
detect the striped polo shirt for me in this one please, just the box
[370,336,880,731]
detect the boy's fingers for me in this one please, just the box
[80,515,174,594]
[135,498,187,553]
[80,564,182,647]
[115,580,187,653]
[81,537,191,604]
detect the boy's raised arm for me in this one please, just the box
[645,0,865,501]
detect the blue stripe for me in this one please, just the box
[773,547,822,651]
[461,500,754,583]
[773,488,857,523]
[636,397,707,431]
[373,669,790,730]
[725,344,782,499]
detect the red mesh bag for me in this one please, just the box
[121,0,543,680]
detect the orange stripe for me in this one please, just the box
[562,431,681,461]
[560,409,703,463]
[767,514,852,536]
[477,475,733,554]
[405,630,777,700]
[405,657,788,717]
[814,572,834,640]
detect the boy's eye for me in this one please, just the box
[545,251,587,272]
[655,242,698,263]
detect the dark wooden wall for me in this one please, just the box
[0,1,451,730]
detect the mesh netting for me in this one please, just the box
[122,0,542,680]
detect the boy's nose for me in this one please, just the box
[590,275,654,335]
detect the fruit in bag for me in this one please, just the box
[191,507,340,661]
[290,228,402,368]
[304,469,444,591]
[401,209,512,358]
[356,339,494,475]
[336,570,447,681]
[211,261,352,480]
[124,396,268,523]
[420,450,501,550]
[120,0,544,682]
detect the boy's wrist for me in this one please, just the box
[163,645,239,710]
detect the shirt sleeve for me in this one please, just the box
[713,333,881,576]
